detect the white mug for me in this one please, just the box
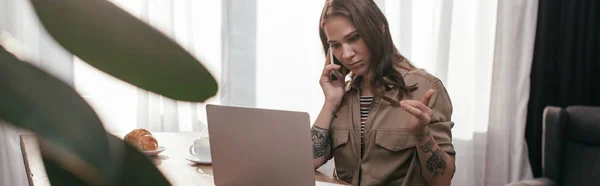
[189,138,211,159]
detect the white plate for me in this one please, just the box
[142,146,167,156]
[185,156,212,165]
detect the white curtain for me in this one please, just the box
[0,0,539,186]
[486,0,538,185]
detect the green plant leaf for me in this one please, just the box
[40,133,172,186]
[0,45,111,183]
[43,156,88,186]
[29,0,218,102]
[0,45,169,185]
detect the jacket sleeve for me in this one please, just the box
[427,80,456,161]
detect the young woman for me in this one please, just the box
[311,0,456,185]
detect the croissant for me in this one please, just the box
[124,129,158,151]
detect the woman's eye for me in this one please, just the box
[349,35,360,42]
[331,43,341,49]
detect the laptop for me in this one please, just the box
[206,104,316,186]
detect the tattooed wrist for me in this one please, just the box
[311,125,330,158]
[415,127,433,152]
[420,138,434,153]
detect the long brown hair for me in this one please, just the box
[318,0,416,106]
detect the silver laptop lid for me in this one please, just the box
[206,104,315,186]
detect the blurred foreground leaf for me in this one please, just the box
[0,46,170,185]
[29,0,218,102]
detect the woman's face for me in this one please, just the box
[323,15,371,76]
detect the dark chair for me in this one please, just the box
[507,105,600,186]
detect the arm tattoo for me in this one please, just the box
[420,139,434,153]
[416,128,434,153]
[311,126,330,158]
[426,149,447,176]
[415,128,448,177]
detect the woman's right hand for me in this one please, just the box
[319,53,346,107]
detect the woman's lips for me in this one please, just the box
[349,61,362,68]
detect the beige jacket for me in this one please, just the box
[327,61,456,186]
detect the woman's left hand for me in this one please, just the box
[400,89,435,134]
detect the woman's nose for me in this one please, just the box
[342,44,355,60]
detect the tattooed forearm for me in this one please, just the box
[415,127,448,177]
[311,126,330,158]
[426,149,447,176]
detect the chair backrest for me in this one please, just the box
[543,106,600,186]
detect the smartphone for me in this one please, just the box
[329,48,345,81]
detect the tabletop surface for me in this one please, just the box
[20,132,348,186]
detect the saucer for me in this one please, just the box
[185,156,212,165]
[143,146,167,156]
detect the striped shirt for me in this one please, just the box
[360,96,373,156]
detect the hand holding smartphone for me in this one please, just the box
[329,48,344,81]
